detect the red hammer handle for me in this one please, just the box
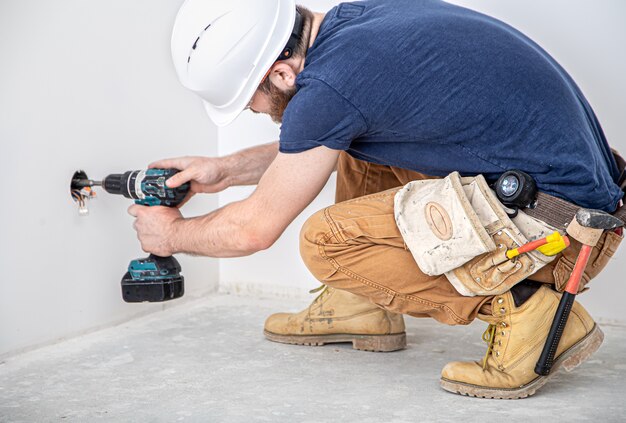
[535,244,593,375]
[564,245,592,294]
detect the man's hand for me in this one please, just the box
[128,205,184,257]
[149,156,227,207]
[149,143,280,207]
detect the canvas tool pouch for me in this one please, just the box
[394,172,558,297]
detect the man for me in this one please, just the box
[129,0,624,398]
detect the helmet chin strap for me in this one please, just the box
[277,10,304,61]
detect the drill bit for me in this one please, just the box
[72,178,102,189]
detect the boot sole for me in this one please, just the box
[263,330,407,352]
[440,324,604,399]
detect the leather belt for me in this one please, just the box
[525,192,626,230]
[525,149,626,230]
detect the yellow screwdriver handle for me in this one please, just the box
[506,232,570,259]
[537,236,570,257]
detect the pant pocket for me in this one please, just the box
[591,231,623,271]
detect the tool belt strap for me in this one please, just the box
[525,149,626,229]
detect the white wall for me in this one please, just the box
[219,0,626,321]
[0,0,220,357]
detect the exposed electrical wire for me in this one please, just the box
[71,186,96,216]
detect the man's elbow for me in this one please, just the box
[242,229,277,254]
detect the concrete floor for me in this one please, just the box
[1,294,625,423]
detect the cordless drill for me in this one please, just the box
[74,169,190,303]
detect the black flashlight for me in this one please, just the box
[495,170,538,211]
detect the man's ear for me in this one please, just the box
[268,62,297,91]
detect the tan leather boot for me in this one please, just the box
[264,286,406,352]
[440,285,603,399]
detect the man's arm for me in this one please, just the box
[222,141,338,182]
[150,142,279,195]
[132,146,340,258]
[219,141,280,187]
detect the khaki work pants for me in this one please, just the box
[300,153,623,325]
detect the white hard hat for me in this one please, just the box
[171,0,299,126]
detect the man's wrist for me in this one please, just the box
[168,217,188,255]
[218,155,236,189]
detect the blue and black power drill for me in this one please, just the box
[75,169,190,303]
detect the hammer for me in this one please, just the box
[535,208,624,376]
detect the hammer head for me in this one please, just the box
[576,209,624,230]
[567,208,624,247]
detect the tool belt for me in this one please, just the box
[394,150,626,297]
[394,172,558,296]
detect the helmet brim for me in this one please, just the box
[202,100,244,128]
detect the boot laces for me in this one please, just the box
[308,285,330,306]
[481,324,499,370]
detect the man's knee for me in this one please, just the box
[299,207,339,283]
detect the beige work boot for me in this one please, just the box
[264,286,406,352]
[440,285,603,399]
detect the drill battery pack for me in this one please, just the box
[121,255,184,303]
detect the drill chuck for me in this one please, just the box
[101,172,130,197]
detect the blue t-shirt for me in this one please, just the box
[280,0,623,212]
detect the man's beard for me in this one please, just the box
[264,81,297,124]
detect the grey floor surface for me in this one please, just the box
[1,294,625,423]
